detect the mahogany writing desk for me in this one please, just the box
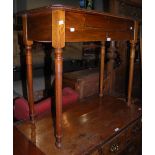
[20,4,138,148]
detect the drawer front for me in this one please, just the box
[101,130,126,155]
[89,118,142,155]
[89,149,102,155]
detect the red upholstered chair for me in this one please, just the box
[13,97,52,121]
[14,87,79,121]
[13,97,30,120]
[62,87,79,106]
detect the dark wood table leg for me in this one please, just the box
[127,41,136,106]
[107,41,117,95]
[55,48,63,148]
[140,24,142,65]
[99,41,106,97]
[26,43,35,121]
[52,9,65,148]
[127,21,138,106]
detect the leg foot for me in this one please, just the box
[55,136,62,149]
[30,114,35,123]
[99,93,103,97]
[127,98,132,106]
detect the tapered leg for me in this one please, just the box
[107,41,117,95]
[55,48,63,148]
[127,41,136,106]
[140,28,142,65]
[26,44,34,121]
[99,41,106,97]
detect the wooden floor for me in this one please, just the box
[14,95,141,155]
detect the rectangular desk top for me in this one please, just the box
[19,4,136,43]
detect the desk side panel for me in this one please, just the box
[27,12,52,42]
[85,13,134,31]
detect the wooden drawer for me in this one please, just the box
[89,118,142,155]
[101,130,126,155]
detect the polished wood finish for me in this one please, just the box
[25,44,35,120]
[52,9,65,148]
[127,41,136,106]
[127,21,138,106]
[140,23,142,64]
[54,48,63,148]
[22,14,33,46]
[27,11,52,41]
[133,21,139,42]
[99,41,105,97]
[15,96,141,155]
[20,5,134,42]
[20,5,139,147]
[52,10,65,48]
[65,10,134,42]
[14,127,45,155]
[22,14,35,121]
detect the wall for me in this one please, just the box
[109,0,142,20]
[26,0,80,10]
[26,0,51,10]
[51,0,79,7]
[13,0,26,13]
[94,0,103,12]
[13,0,104,13]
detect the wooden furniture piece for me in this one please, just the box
[63,68,109,99]
[14,96,142,155]
[19,4,139,148]
[63,68,99,99]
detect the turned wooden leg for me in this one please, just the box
[127,41,136,106]
[26,44,35,121]
[52,9,65,148]
[55,48,63,148]
[107,41,117,94]
[140,25,142,65]
[99,41,105,97]
[22,14,34,121]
